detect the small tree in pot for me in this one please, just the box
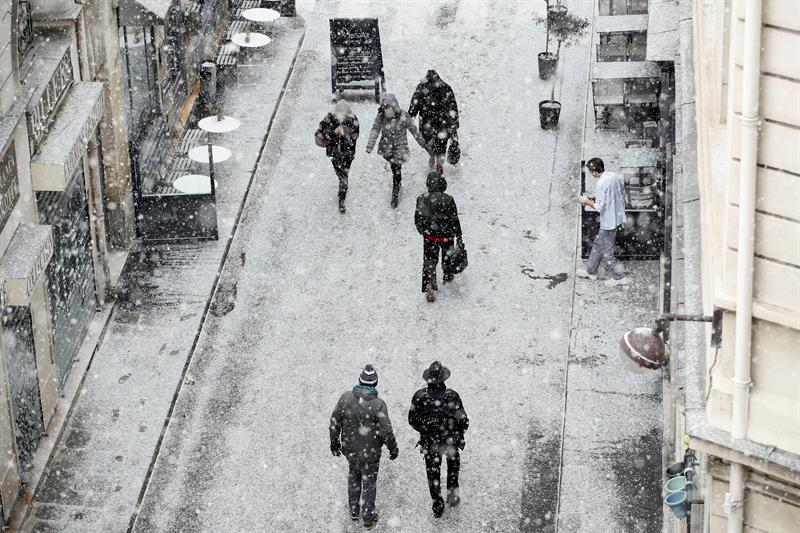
[213,102,225,122]
[534,1,589,80]
[536,2,590,128]
[535,2,564,80]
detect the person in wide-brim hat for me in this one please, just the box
[423,360,451,384]
[408,361,469,518]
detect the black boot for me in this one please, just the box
[447,488,460,507]
[432,499,445,518]
[390,167,401,208]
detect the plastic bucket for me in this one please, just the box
[665,475,687,494]
[666,461,685,478]
[538,52,558,80]
[665,490,688,519]
[539,100,561,130]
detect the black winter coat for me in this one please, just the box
[408,384,469,452]
[408,70,459,134]
[319,112,359,161]
[415,173,462,239]
[330,386,398,462]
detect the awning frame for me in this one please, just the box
[0,224,55,307]
[30,82,105,191]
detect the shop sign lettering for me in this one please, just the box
[27,47,74,151]
[26,230,54,299]
[0,143,20,233]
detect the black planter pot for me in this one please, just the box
[539,100,561,129]
[538,52,558,80]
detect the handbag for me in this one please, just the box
[447,133,461,165]
[314,127,327,147]
[446,241,468,275]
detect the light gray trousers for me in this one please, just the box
[587,228,624,280]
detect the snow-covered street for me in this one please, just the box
[16,1,665,532]
[130,1,663,532]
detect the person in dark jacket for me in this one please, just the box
[414,171,462,303]
[366,93,431,208]
[408,70,459,169]
[408,361,469,518]
[330,364,398,529]
[318,99,359,213]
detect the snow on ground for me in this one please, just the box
[130,1,663,532]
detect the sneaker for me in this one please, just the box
[432,500,445,518]
[575,269,598,281]
[364,513,379,529]
[447,488,460,507]
[604,277,629,287]
[426,288,436,303]
[339,202,346,214]
[350,511,360,521]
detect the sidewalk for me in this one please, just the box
[16,17,306,533]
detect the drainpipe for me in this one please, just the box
[728,462,746,533]
[728,0,762,532]
[85,137,112,306]
[732,0,761,446]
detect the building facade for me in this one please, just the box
[666,0,800,531]
[1,0,294,521]
[0,0,135,523]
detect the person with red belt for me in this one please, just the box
[414,171,463,303]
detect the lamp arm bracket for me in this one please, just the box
[652,309,724,349]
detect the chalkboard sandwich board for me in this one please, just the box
[329,18,385,102]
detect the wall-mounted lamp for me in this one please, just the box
[619,309,723,372]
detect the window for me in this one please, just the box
[599,0,649,16]
[630,32,647,61]
[120,25,161,138]
[628,78,659,104]
[629,0,649,14]
[622,166,659,210]
[598,32,648,62]
[593,78,660,131]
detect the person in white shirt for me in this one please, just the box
[576,158,629,286]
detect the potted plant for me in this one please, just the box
[212,102,225,122]
[536,3,589,128]
[534,2,566,80]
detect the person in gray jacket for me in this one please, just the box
[330,364,398,529]
[366,93,431,208]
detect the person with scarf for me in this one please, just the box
[330,365,398,529]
